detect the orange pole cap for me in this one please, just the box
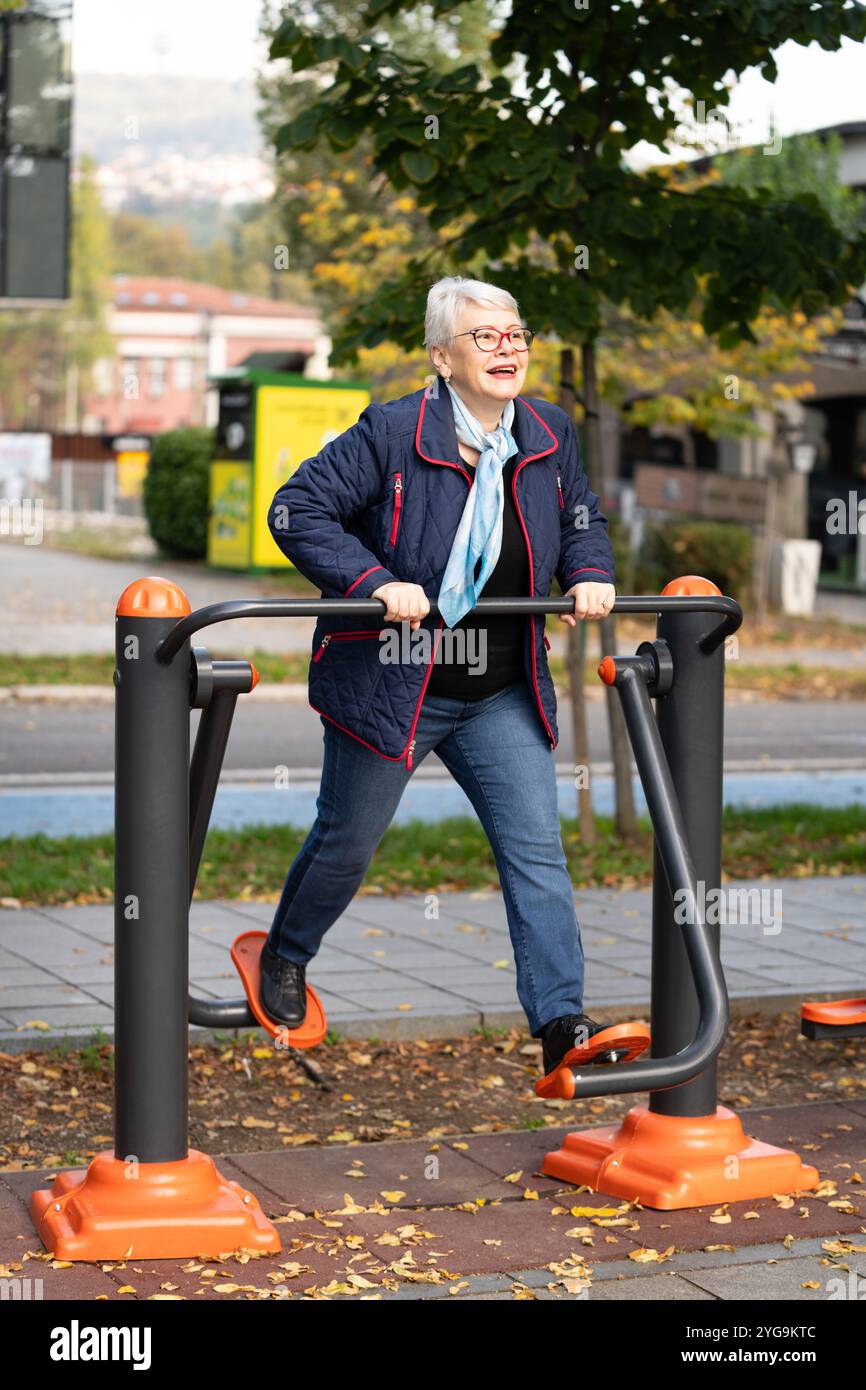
[660,574,722,598]
[598,655,616,685]
[116,576,191,618]
[249,663,261,691]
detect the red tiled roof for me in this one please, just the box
[111,276,315,319]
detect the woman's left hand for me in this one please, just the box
[559,581,615,625]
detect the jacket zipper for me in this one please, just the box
[405,618,445,770]
[389,473,403,546]
[313,630,381,662]
[556,474,565,509]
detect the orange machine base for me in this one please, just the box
[541,1105,820,1210]
[29,1149,281,1261]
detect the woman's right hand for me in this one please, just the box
[372,582,431,631]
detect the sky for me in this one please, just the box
[72,0,267,81]
[71,0,866,142]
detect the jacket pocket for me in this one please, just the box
[313,630,381,662]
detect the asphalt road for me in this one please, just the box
[2,541,865,782]
[1,694,864,780]
[0,541,318,656]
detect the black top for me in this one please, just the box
[427,453,530,701]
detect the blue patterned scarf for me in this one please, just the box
[437,383,519,628]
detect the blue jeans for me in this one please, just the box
[267,680,585,1035]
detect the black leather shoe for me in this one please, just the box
[259,942,307,1027]
[539,1013,615,1075]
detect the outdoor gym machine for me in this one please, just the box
[29,574,818,1262]
[534,577,817,1207]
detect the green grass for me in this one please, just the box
[42,525,154,563]
[4,649,866,701]
[79,1033,114,1075]
[0,649,314,687]
[1,804,863,907]
[0,652,118,686]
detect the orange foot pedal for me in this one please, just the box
[535,1021,651,1100]
[801,997,866,1041]
[231,931,327,1048]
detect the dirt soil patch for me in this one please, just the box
[2,1012,865,1172]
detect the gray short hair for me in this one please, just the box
[424,276,521,360]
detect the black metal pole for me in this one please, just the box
[189,689,240,901]
[560,662,728,1099]
[187,653,260,1030]
[650,607,727,1117]
[187,689,260,1029]
[114,601,190,1163]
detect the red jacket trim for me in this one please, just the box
[346,564,384,596]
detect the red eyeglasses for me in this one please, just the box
[453,326,534,352]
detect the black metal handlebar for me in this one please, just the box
[156,593,742,664]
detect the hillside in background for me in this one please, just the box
[72,73,273,242]
[73,72,263,162]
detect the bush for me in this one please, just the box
[635,518,754,601]
[143,427,213,560]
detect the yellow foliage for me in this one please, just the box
[526,298,844,440]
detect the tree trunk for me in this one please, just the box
[559,347,595,845]
[580,340,638,842]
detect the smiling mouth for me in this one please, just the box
[487,364,517,377]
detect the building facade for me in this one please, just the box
[82,276,331,435]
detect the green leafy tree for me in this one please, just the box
[0,155,112,430]
[64,155,114,426]
[268,0,866,841]
[719,130,866,238]
[110,212,203,279]
[109,204,315,303]
[529,131,863,446]
[258,0,494,333]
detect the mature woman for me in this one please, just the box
[264,276,616,1077]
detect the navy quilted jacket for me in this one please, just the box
[268,383,614,768]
